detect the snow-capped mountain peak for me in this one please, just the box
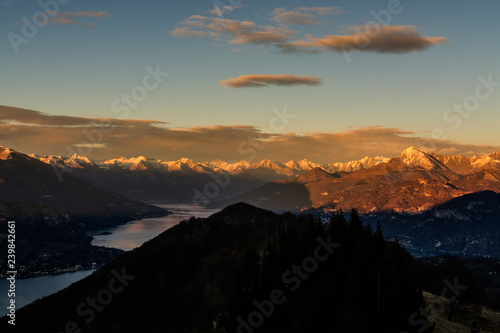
[101,156,148,169]
[295,158,319,170]
[399,146,426,159]
[0,146,14,160]
[65,154,96,168]
[398,146,450,171]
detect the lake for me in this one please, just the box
[0,203,217,315]
[91,203,218,250]
[0,269,94,316]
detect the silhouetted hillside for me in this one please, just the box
[0,204,452,333]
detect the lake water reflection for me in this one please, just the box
[91,203,218,250]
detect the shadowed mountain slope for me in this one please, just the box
[0,147,168,229]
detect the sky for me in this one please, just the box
[0,0,499,163]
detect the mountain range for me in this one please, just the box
[29,146,500,176]
[31,152,388,176]
[215,147,500,213]
[26,146,500,208]
[3,145,500,262]
[5,144,500,215]
[0,146,168,229]
[27,150,391,202]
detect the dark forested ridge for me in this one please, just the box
[364,191,500,258]
[0,201,123,278]
[2,203,495,333]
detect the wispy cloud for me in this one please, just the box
[1,106,497,163]
[170,15,297,46]
[208,4,246,16]
[0,106,164,127]
[46,10,111,28]
[219,74,323,88]
[278,25,450,54]
[170,27,220,39]
[56,10,111,19]
[271,6,345,25]
[171,11,448,55]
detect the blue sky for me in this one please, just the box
[0,0,499,162]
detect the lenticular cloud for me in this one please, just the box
[219,74,323,88]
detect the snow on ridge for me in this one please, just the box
[21,150,397,175]
[397,146,447,170]
[22,146,500,176]
[432,151,500,174]
[0,147,13,160]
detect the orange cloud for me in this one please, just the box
[0,105,166,127]
[51,18,79,25]
[69,11,111,18]
[219,74,323,88]
[271,6,345,25]
[271,10,320,25]
[229,28,294,44]
[296,7,345,15]
[46,10,110,28]
[279,25,450,54]
[170,27,220,39]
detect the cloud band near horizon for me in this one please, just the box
[0,106,498,163]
